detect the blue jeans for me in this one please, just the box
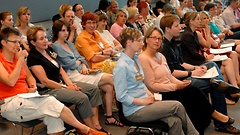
[186,62,227,129]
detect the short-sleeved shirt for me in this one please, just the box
[0,51,28,100]
[75,30,111,69]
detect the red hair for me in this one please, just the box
[81,11,98,26]
[137,1,148,13]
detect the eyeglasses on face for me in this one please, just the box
[148,36,162,41]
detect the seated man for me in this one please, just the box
[160,14,240,134]
[0,27,105,135]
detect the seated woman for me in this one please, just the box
[114,27,199,135]
[180,12,240,102]
[110,8,128,41]
[139,26,236,135]
[176,0,189,18]
[106,0,119,30]
[0,27,105,135]
[95,11,122,51]
[196,11,240,88]
[51,20,123,127]
[75,11,115,69]
[126,7,146,35]
[15,6,34,52]
[0,11,14,29]
[26,26,109,135]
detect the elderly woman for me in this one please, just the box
[52,20,123,127]
[95,11,122,51]
[0,27,106,135]
[26,26,109,135]
[109,8,128,41]
[15,6,34,51]
[0,11,14,29]
[114,27,199,135]
[139,26,235,134]
[75,11,115,69]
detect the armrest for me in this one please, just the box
[0,100,4,105]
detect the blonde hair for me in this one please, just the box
[15,6,30,27]
[119,27,142,48]
[127,7,138,19]
[199,11,210,20]
[116,8,129,19]
[59,4,72,18]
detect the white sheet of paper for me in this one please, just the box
[220,43,235,48]
[210,47,232,54]
[207,55,228,62]
[17,92,49,98]
[154,93,162,101]
[192,66,219,79]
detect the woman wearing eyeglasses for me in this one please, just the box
[139,26,235,135]
[114,27,199,135]
[75,11,115,69]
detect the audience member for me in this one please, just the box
[98,0,110,13]
[106,0,119,29]
[153,0,168,16]
[15,6,34,51]
[113,27,199,135]
[176,0,188,18]
[26,26,109,135]
[155,3,174,27]
[51,20,123,128]
[139,26,236,135]
[123,0,137,9]
[126,7,146,34]
[0,11,14,29]
[95,11,122,50]
[0,27,106,135]
[137,1,155,30]
[75,12,115,69]
[222,0,240,32]
[110,8,128,40]
[160,14,240,134]
[73,3,84,35]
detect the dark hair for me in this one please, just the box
[0,27,20,49]
[98,0,110,11]
[160,14,180,32]
[73,3,80,12]
[228,0,238,6]
[52,20,66,42]
[127,0,135,7]
[204,2,217,11]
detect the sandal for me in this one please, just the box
[105,115,123,127]
[97,128,111,135]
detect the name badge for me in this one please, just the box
[51,52,58,59]
[98,42,104,49]
[135,74,143,81]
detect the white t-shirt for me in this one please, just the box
[97,30,116,48]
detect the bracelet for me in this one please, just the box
[187,70,192,77]
[61,84,67,88]
[102,50,104,55]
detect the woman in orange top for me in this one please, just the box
[0,27,106,135]
[75,11,115,69]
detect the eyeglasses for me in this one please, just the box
[5,39,21,44]
[148,36,162,41]
[133,38,144,43]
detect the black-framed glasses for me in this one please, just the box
[5,39,21,44]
